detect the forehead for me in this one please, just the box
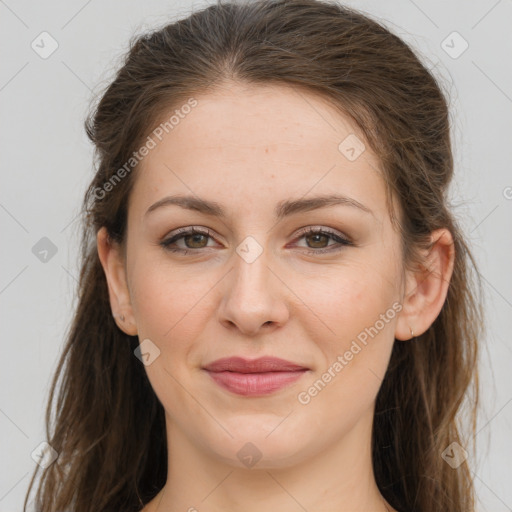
[153,82,364,156]
[130,82,389,221]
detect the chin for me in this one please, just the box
[202,418,317,470]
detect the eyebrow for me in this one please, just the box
[144,193,373,220]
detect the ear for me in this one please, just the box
[96,226,138,336]
[395,228,455,341]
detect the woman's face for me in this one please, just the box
[115,82,408,468]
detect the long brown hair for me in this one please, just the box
[24,1,482,510]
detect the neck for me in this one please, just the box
[148,407,393,512]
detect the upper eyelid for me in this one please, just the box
[294,225,350,240]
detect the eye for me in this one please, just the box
[160,226,353,256]
[292,226,353,254]
[160,227,218,254]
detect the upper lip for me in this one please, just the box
[203,356,309,373]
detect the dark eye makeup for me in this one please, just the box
[159,225,354,256]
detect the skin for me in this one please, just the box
[97,81,454,512]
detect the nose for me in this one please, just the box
[217,245,290,336]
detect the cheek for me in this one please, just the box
[295,286,398,435]
[127,261,215,416]
[292,257,400,345]
[128,256,217,340]
[293,258,400,410]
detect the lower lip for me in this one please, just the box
[205,370,307,396]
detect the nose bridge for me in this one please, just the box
[233,239,270,294]
[218,235,289,334]
[230,237,274,307]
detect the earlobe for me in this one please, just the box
[394,228,455,341]
[96,227,138,336]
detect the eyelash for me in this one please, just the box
[160,226,353,256]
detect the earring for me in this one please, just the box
[409,326,415,339]
[113,312,125,322]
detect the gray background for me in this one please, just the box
[1,0,511,510]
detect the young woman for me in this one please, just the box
[24,1,482,511]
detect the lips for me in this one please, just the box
[203,356,309,396]
[203,356,308,373]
